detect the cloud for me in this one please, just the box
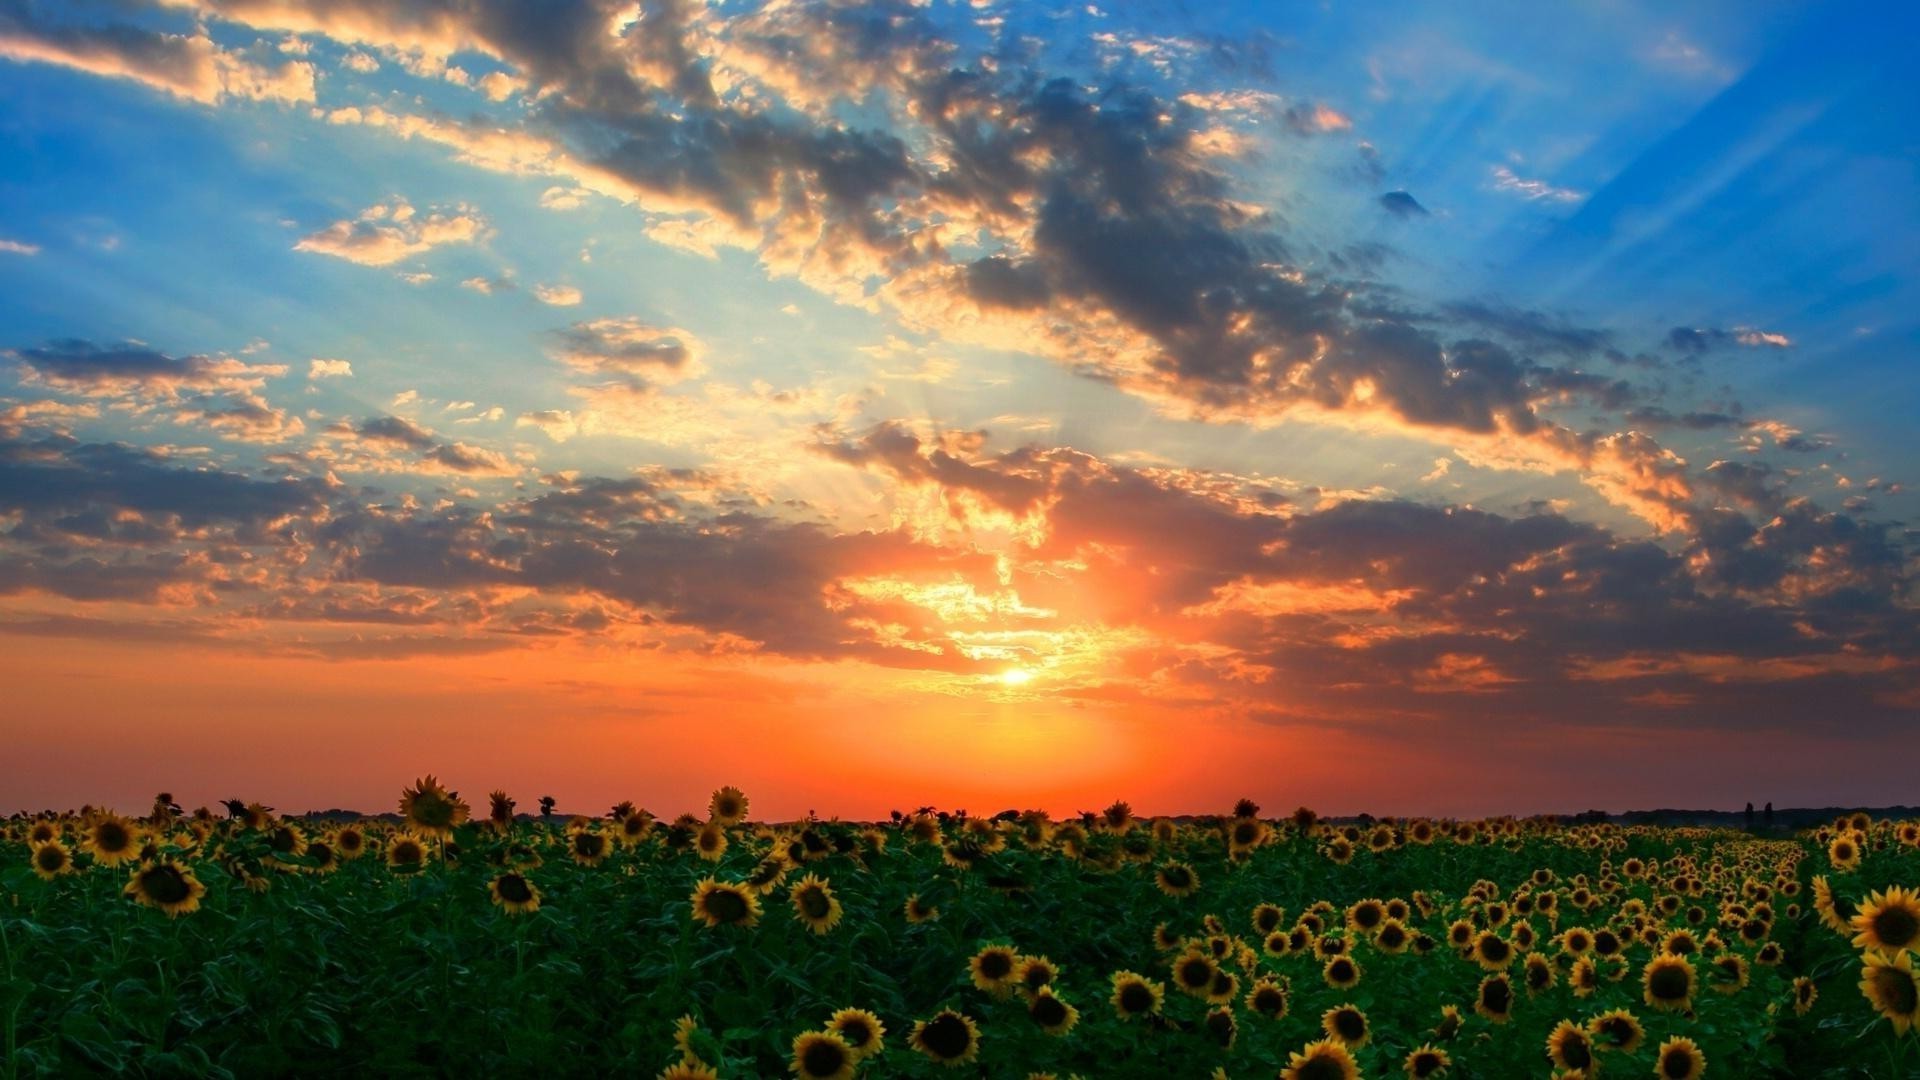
[0,8,313,105]
[8,339,284,398]
[1667,326,1795,354]
[321,414,518,476]
[1490,164,1582,203]
[532,283,583,307]
[293,197,487,267]
[0,239,39,255]
[549,318,703,390]
[307,358,353,379]
[1378,190,1428,217]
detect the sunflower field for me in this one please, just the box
[3,782,1919,1078]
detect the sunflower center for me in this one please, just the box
[1875,969,1919,1014]
[1333,1010,1365,1040]
[1296,1055,1347,1080]
[979,952,1012,979]
[1649,964,1691,1000]
[1179,959,1211,988]
[1482,979,1512,1013]
[1119,983,1154,1012]
[141,865,192,904]
[98,823,130,851]
[1031,996,1068,1026]
[1558,1033,1592,1068]
[837,1019,872,1048]
[497,875,534,903]
[1660,1047,1696,1079]
[1873,906,1920,947]
[801,1039,847,1076]
[707,889,748,923]
[800,888,832,919]
[35,846,65,871]
[921,1015,971,1058]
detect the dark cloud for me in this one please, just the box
[1378,191,1427,217]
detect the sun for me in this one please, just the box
[998,667,1035,687]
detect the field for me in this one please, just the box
[4,782,1919,1078]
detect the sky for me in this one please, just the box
[0,0,1915,820]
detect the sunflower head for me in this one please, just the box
[790,1031,854,1080]
[124,858,206,917]
[1155,861,1199,897]
[1545,1019,1594,1072]
[790,874,843,934]
[1321,1004,1369,1048]
[1246,977,1288,1020]
[1654,1036,1707,1080]
[690,877,762,929]
[398,775,470,838]
[827,1008,885,1060]
[489,871,541,915]
[969,945,1019,993]
[30,839,73,880]
[1643,954,1695,1012]
[1853,886,1920,957]
[904,893,940,924]
[1111,971,1164,1020]
[1282,1038,1360,1080]
[85,815,141,867]
[909,1010,979,1067]
[1586,1007,1645,1053]
[385,832,428,872]
[1475,974,1514,1023]
[1860,951,1920,1033]
[708,785,749,826]
[1027,987,1079,1035]
[1404,1043,1451,1079]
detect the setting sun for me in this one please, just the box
[998,667,1035,687]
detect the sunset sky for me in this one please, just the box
[2,0,1915,820]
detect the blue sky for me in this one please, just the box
[0,0,1915,814]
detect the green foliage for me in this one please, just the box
[2,808,1917,1078]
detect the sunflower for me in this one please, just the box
[1375,919,1411,954]
[1321,1004,1369,1048]
[1471,930,1514,971]
[486,790,516,831]
[267,822,308,860]
[789,874,843,934]
[30,839,73,880]
[1111,971,1165,1020]
[1026,988,1078,1036]
[1852,886,1920,957]
[1545,1019,1594,1073]
[398,775,470,838]
[1322,955,1361,989]
[1813,875,1857,934]
[84,814,140,868]
[827,1008,885,1061]
[1586,1007,1645,1053]
[569,829,611,868]
[1433,1004,1463,1041]
[904,893,940,924]
[27,820,58,845]
[1172,951,1219,997]
[1404,1043,1451,1078]
[1642,954,1695,1013]
[709,785,749,826]
[684,877,759,928]
[123,858,206,917]
[1569,956,1600,998]
[656,1063,719,1080]
[1828,833,1862,871]
[1653,1036,1706,1080]
[333,825,367,860]
[1203,1006,1236,1050]
[909,1010,980,1067]
[1251,902,1286,935]
[790,1031,855,1080]
[1246,976,1288,1020]
[694,822,729,863]
[489,872,541,915]
[969,944,1019,993]
[385,832,428,872]
[1346,898,1386,934]
[1860,951,1920,1033]
[1475,974,1514,1023]
[306,840,339,874]
[1155,861,1199,897]
[1017,955,1060,996]
[1709,953,1748,994]
[1282,1038,1361,1080]
[745,855,790,895]
[1793,975,1818,1015]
